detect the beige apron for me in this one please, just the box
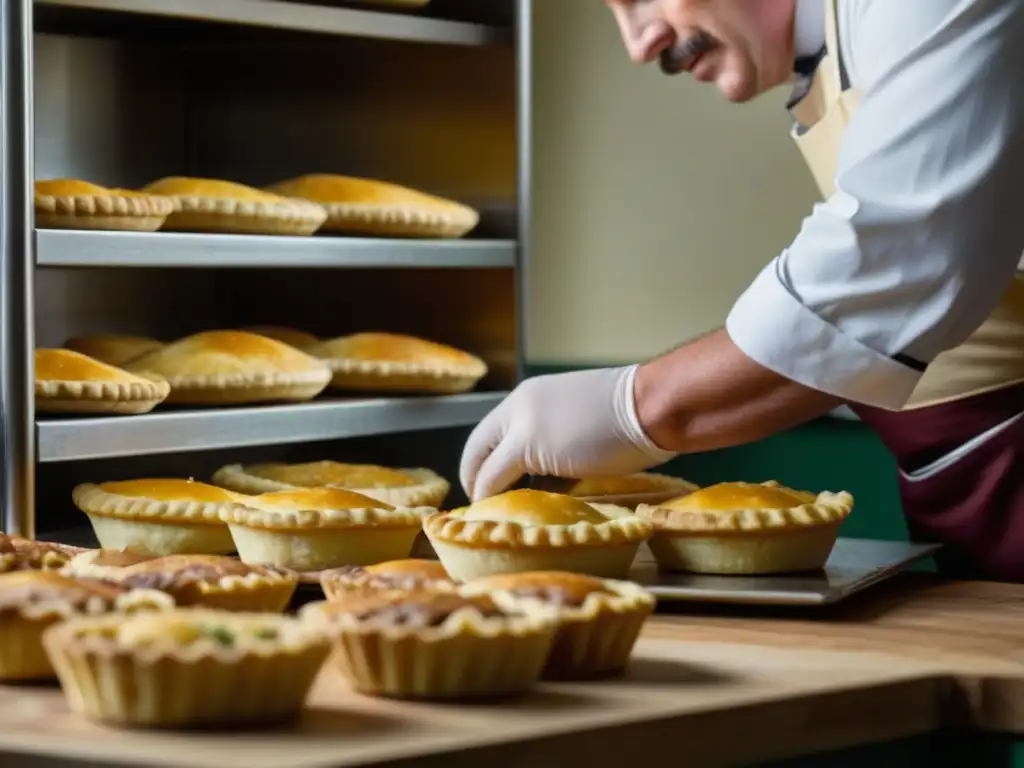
[791,0,1024,411]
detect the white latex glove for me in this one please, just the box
[460,365,678,501]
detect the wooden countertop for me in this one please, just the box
[2,575,1024,768]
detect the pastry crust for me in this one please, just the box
[35,349,170,415]
[141,177,327,236]
[63,334,165,367]
[463,571,655,680]
[307,332,488,394]
[320,559,454,601]
[35,179,174,232]
[568,472,700,509]
[301,591,555,700]
[221,488,432,572]
[0,570,174,681]
[43,609,330,727]
[124,330,332,405]
[212,460,450,507]
[635,481,854,575]
[266,174,479,239]
[240,326,320,350]
[0,534,86,573]
[72,479,245,556]
[423,489,652,582]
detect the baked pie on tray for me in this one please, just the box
[423,489,652,582]
[140,176,327,236]
[35,348,170,415]
[635,481,854,575]
[124,330,332,405]
[63,334,164,367]
[44,609,330,727]
[266,173,479,239]
[212,460,450,507]
[35,179,174,232]
[307,332,488,394]
[567,473,699,509]
[320,559,453,601]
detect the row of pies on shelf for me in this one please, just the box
[34,175,479,238]
[35,329,488,414]
[0,535,655,725]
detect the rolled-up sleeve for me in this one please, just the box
[726,0,1024,411]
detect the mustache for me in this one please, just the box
[659,32,716,75]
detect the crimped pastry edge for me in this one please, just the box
[131,366,331,393]
[36,373,170,403]
[71,483,247,525]
[0,587,175,623]
[463,575,655,622]
[34,191,175,219]
[318,202,479,238]
[422,503,652,549]
[319,564,456,601]
[219,501,432,531]
[316,355,487,382]
[162,194,328,229]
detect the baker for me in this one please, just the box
[461,0,1024,581]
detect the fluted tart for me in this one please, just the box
[35,348,170,415]
[320,559,453,601]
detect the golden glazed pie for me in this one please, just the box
[221,488,431,572]
[567,473,700,509]
[320,559,454,601]
[35,348,170,415]
[423,489,652,582]
[34,179,174,232]
[124,330,332,405]
[266,174,479,239]
[212,460,450,507]
[301,591,555,700]
[141,177,327,236]
[72,478,245,556]
[635,481,855,575]
[464,571,655,680]
[44,609,330,727]
[240,326,320,350]
[63,334,165,367]
[307,332,488,394]
[0,570,174,681]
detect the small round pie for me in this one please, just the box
[0,534,85,573]
[124,330,332,406]
[567,473,699,509]
[423,489,652,582]
[301,591,555,700]
[63,334,165,367]
[635,481,855,575]
[44,609,330,727]
[35,348,171,415]
[306,332,488,395]
[463,571,655,680]
[320,559,454,601]
[72,478,245,556]
[0,570,174,681]
[35,178,174,232]
[212,460,450,507]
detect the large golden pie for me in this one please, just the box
[423,489,652,582]
[124,330,332,405]
[567,473,699,509]
[266,174,479,238]
[35,348,170,415]
[140,177,327,236]
[635,481,854,575]
[240,326,320,350]
[220,487,431,572]
[72,478,245,555]
[211,460,449,507]
[63,334,164,367]
[307,332,488,394]
[34,179,174,232]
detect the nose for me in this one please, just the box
[618,17,676,64]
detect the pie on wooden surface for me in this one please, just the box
[63,334,165,367]
[140,177,327,236]
[423,489,652,582]
[266,174,479,238]
[124,330,332,405]
[212,460,450,507]
[319,559,453,601]
[35,348,170,415]
[567,473,700,509]
[44,609,330,727]
[635,481,854,575]
[464,571,654,680]
[34,179,174,232]
[72,478,245,556]
[221,487,432,572]
[307,332,488,394]
[240,326,320,350]
[301,590,555,700]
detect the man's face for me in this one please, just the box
[605,0,797,103]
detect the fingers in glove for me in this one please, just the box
[469,437,526,502]
[460,401,510,500]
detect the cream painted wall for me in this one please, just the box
[527,0,821,364]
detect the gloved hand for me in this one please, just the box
[460,365,678,501]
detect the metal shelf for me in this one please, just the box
[34,0,510,47]
[36,230,517,269]
[38,391,506,462]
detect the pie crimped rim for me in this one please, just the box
[0,535,87,573]
[35,349,171,412]
[220,489,432,531]
[464,571,655,619]
[72,480,249,527]
[0,571,176,623]
[319,560,455,600]
[35,179,174,231]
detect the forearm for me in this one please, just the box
[634,328,842,454]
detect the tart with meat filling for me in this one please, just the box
[319,559,453,601]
